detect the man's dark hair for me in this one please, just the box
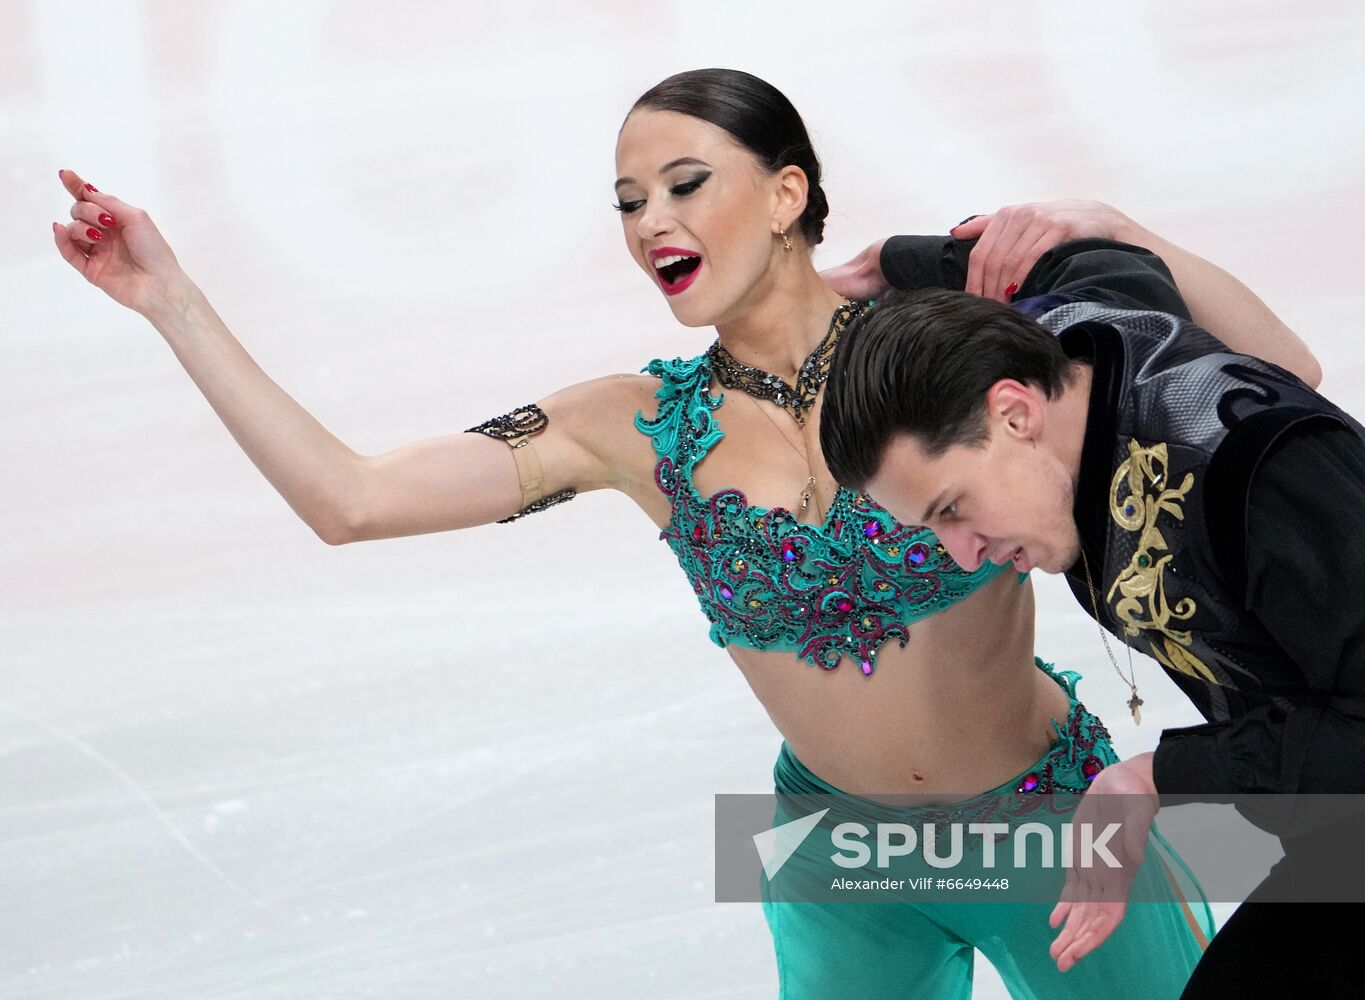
[629,68,829,247]
[820,288,1073,487]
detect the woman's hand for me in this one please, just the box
[954,200,1131,302]
[821,202,1129,304]
[52,168,193,317]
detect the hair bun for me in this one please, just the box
[802,182,829,246]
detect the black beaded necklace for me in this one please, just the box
[706,301,864,426]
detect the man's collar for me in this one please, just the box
[1061,321,1127,583]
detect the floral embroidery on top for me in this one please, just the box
[635,351,1006,675]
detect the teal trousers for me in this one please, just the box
[762,659,1214,999]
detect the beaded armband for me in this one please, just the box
[466,403,576,524]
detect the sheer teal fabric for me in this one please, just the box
[761,662,1216,998]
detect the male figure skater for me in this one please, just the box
[817,235,1365,996]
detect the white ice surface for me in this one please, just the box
[3,2,1364,996]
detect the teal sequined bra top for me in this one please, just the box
[635,350,1007,676]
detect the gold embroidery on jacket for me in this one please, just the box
[1106,440,1219,685]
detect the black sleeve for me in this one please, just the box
[879,235,974,292]
[1016,238,1194,319]
[879,234,1193,319]
[1151,422,1365,809]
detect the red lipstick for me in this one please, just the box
[649,246,704,297]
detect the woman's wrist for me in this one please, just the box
[143,273,203,327]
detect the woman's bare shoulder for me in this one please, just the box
[536,372,667,494]
[539,372,662,430]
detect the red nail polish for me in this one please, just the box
[98,213,116,227]
[85,183,98,192]
[1005,282,1019,297]
[86,227,103,241]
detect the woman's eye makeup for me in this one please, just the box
[612,171,712,214]
[669,171,711,197]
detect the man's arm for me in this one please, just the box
[877,233,975,293]
[950,202,1320,389]
[879,234,1193,312]
[1151,421,1365,810]
[862,202,1321,387]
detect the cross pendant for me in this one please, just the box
[1128,692,1144,726]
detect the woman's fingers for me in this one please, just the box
[950,214,991,240]
[69,200,118,230]
[954,215,993,297]
[67,201,120,249]
[1009,227,1062,296]
[58,167,108,202]
[964,210,1017,298]
[57,166,110,210]
[960,200,1126,302]
[63,219,105,248]
[58,167,102,203]
[964,207,1049,300]
[963,218,1001,298]
[979,210,1034,300]
[58,168,142,225]
[52,221,90,277]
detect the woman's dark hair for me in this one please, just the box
[629,68,829,247]
[820,288,1074,487]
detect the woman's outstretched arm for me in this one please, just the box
[52,169,646,544]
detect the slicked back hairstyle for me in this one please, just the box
[629,68,829,247]
[820,288,1073,488]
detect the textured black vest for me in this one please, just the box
[1040,301,1365,725]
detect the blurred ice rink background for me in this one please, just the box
[3,1,1363,996]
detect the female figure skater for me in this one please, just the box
[53,69,1317,998]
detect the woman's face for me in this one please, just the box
[614,109,790,328]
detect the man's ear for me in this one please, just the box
[986,379,1044,442]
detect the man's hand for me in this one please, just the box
[1048,752,1158,972]
[819,237,889,300]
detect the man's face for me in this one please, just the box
[864,426,1083,575]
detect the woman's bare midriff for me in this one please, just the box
[730,569,1073,799]
[614,372,1075,801]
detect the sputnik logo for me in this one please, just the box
[753,809,829,880]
